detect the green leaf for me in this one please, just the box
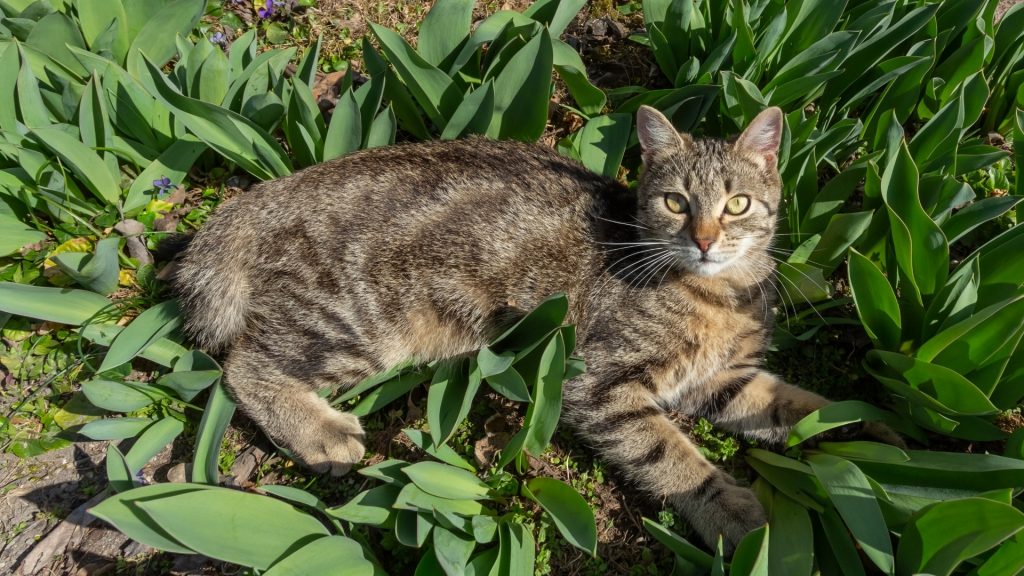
[418,0,474,67]
[787,400,920,447]
[897,498,1024,576]
[89,482,214,554]
[917,296,1024,375]
[370,23,459,129]
[1016,110,1024,197]
[572,113,630,178]
[140,57,292,180]
[79,417,153,441]
[156,369,220,402]
[402,428,475,472]
[746,449,827,512]
[76,0,129,63]
[29,125,121,205]
[260,485,326,512]
[264,535,374,576]
[846,450,1024,492]
[485,366,531,403]
[523,0,585,36]
[394,510,433,548]
[815,441,910,463]
[99,299,181,372]
[440,81,495,140]
[487,29,552,141]
[523,477,597,556]
[52,237,120,295]
[816,505,866,576]
[123,136,206,214]
[976,533,1024,576]
[847,249,901,351]
[943,196,1022,244]
[106,443,135,492]
[552,39,605,116]
[432,524,476,575]
[191,381,236,484]
[807,454,894,574]
[126,0,204,73]
[326,485,400,527]
[403,461,490,501]
[350,368,432,416]
[81,379,166,412]
[366,106,397,148]
[730,525,769,576]
[323,88,361,161]
[493,522,535,576]
[523,331,565,455]
[768,492,812,576]
[490,293,568,352]
[124,416,184,473]
[136,486,329,570]
[865,350,999,416]
[357,458,410,486]
[642,518,713,569]
[394,483,486,517]
[427,358,481,446]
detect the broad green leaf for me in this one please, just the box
[394,483,486,517]
[264,535,374,576]
[79,417,153,440]
[493,522,534,576]
[140,57,292,180]
[99,299,181,372]
[403,461,489,501]
[323,88,361,161]
[106,443,135,492]
[775,261,831,304]
[394,510,433,548]
[53,237,120,295]
[29,125,121,205]
[1016,110,1024,196]
[865,350,998,416]
[369,23,459,129]
[79,324,188,368]
[768,491,812,576]
[745,450,827,511]
[485,366,531,403]
[126,0,204,73]
[942,196,1022,244]
[487,29,553,141]
[847,249,901,351]
[573,113,630,178]
[806,211,872,273]
[0,212,45,256]
[523,477,597,556]
[490,293,568,352]
[79,75,119,182]
[295,36,321,88]
[350,368,432,416]
[326,485,401,526]
[427,358,479,446]
[260,485,327,512]
[77,0,129,63]
[917,296,1024,375]
[642,518,713,569]
[816,505,867,576]
[357,458,410,486]
[523,331,565,455]
[815,441,910,463]
[897,498,1024,576]
[123,139,206,215]
[729,525,769,576]
[191,381,236,484]
[807,454,894,574]
[418,0,474,67]
[365,106,397,148]
[156,369,220,402]
[432,524,476,575]
[440,81,495,140]
[846,450,1024,492]
[403,428,475,472]
[81,379,166,412]
[976,533,1024,576]
[552,39,605,116]
[136,486,329,570]
[124,416,184,473]
[88,482,214,554]
[523,0,585,37]
[787,400,920,447]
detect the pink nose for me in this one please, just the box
[694,238,715,253]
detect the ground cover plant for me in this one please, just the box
[0,0,1022,574]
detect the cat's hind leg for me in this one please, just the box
[223,336,366,476]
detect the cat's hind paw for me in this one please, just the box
[293,410,366,476]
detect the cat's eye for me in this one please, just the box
[664,193,689,214]
[724,195,751,215]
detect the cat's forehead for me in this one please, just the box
[654,138,764,192]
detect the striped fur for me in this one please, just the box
[174,106,885,551]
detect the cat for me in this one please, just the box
[172,105,898,551]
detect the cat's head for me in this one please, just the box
[633,105,783,280]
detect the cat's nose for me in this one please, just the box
[693,237,715,253]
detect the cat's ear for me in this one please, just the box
[637,105,690,162]
[735,107,783,169]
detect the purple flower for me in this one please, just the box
[210,31,226,46]
[153,176,176,196]
[256,0,274,18]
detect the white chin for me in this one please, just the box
[688,259,730,277]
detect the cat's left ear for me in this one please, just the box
[735,107,783,169]
[637,105,692,163]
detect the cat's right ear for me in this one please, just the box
[637,105,689,163]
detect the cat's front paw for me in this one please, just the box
[293,411,366,476]
[691,482,767,555]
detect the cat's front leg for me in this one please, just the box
[694,367,903,446]
[564,373,766,553]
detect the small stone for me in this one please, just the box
[165,463,189,483]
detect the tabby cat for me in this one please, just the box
[173,105,895,551]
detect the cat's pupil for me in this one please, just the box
[665,193,687,214]
[725,195,750,215]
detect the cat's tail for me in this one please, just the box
[171,215,252,352]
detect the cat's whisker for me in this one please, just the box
[635,252,678,292]
[598,240,671,247]
[619,251,674,292]
[763,255,828,325]
[595,215,652,231]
